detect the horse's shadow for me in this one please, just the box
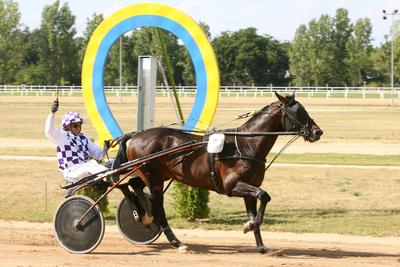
[93,243,399,259]
[273,247,398,259]
[183,244,399,259]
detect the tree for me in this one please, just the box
[345,18,373,86]
[289,8,374,87]
[212,31,237,85]
[179,21,211,85]
[83,13,104,42]
[0,0,23,84]
[77,13,104,74]
[15,29,48,84]
[105,29,187,87]
[369,46,386,86]
[38,0,79,85]
[377,19,400,86]
[233,28,267,85]
[103,34,124,86]
[213,28,288,86]
[289,24,312,86]
[112,27,156,86]
[307,15,337,86]
[333,8,353,86]
[394,20,400,86]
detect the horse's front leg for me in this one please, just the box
[243,196,266,253]
[231,181,271,253]
[149,175,187,251]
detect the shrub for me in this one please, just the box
[172,182,209,221]
[77,185,109,214]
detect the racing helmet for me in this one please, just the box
[62,112,83,130]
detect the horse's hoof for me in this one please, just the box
[257,246,268,254]
[243,221,254,234]
[170,240,181,248]
[142,214,154,226]
[178,245,189,253]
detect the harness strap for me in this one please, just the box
[206,154,266,194]
[202,134,223,194]
[208,153,224,194]
[216,155,266,165]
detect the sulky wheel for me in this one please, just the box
[54,195,105,254]
[116,192,161,245]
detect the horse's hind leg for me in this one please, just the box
[149,174,187,251]
[129,178,153,225]
[244,196,266,253]
[231,181,271,253]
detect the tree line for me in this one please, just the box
[1,0,399,87]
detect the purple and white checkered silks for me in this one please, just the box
[56,132,90,170]
[62,112,83,129]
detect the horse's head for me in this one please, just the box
[275,92,323,142]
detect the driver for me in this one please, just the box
[44,100,109,183]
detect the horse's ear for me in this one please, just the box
[275,92,288,104]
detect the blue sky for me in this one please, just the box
[16,0,400,46]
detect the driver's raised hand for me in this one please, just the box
[51,100,59,113]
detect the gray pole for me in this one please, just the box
[137,56,157,130]
[383,9,398,107]
[390,15,394,107]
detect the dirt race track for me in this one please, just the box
[0,220,399,267]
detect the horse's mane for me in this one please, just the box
[235,100,281,132]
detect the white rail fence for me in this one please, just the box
[0,85,399,99]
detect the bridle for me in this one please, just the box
[221,101,315,171]
[280,101,312,140]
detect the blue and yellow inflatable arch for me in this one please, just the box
[82,3,220,143]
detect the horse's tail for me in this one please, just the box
[109,132,137,164]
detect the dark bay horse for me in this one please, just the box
[126,92,323,253]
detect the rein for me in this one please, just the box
[173,128,304,137]
[174,103,306,137]
[220,131,302,136]
[264,135,300,171]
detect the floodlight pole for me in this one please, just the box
[383,9,399,107]
[119,37,123,103]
